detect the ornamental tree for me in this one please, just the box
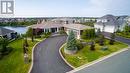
[81,29,96,40]
[99,34,105,46]
[26,27,34,42]
[109,33,115,45]
[123,23,130,35]
[90,41,95,51]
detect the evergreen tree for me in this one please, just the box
[66,30,77,50]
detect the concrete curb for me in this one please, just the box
[59,44,75,69]
[67,47,129,73]
[28,38,46,73]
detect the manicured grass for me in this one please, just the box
[0,38,39,73]
[116,33,130,38]
[61,40,128,68]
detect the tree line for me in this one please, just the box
[0,20,37,26]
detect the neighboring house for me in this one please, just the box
[75,17,97,23]
[94,14,127,33]
[116,16,128,31]
[64,24,93,39]
[30,22,93,39]
[0,28,17,39]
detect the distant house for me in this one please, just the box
[94,14,127,33]
[0,28,17,39]
[30,22,93,39]
[51,18,76,24]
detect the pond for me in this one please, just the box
[3,26,28,34]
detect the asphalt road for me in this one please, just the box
[102,32,130,45]
[75,49,130,73]
[31,35,72,73]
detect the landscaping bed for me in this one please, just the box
[0,39,39,73]
[61,40,128,68]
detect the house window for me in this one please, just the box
[45,29,49,32]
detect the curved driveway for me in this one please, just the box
[31,35,72,73]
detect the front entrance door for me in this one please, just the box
[51,28,57,33]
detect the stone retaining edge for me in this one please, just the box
[59,44,75,69]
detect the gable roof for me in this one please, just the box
[0,27,14,36]
[100,14,116,20]
[96,14,119,26]
[29,21,63,29]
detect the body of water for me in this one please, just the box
[3,26,28,34]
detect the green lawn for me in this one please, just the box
[0,38,39,73]
[61,40,128,68]
[116,33,130,38]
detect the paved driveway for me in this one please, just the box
[31,35,72,73]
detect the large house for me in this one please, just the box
[30,21,93,39]
[0,28,17,39]
[30,22,64,33]
[94,15,127,33]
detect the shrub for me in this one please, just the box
[90,41,95,51]
[76,41,84,50]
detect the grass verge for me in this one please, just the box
[0,38,40,73]
[61,40,128,68]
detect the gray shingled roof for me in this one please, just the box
[29,21,63,29]
[0,27,14,36]
[96,14,119,26]
[63,24,93,30]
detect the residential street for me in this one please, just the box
[31,35,72,73]
[102,32,130,45]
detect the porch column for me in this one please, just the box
[44,29,46,33]
[49,28,51,32]
[57,27,59,32]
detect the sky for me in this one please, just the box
[15,0,130,17]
